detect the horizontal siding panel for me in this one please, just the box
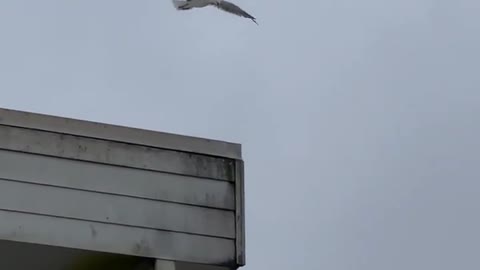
[0,210,235,266]
[0,108,242,160]
[0,125,234,181]
[0,180,235,238]
[0,149,234,210]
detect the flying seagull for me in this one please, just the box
[172,0,258,25]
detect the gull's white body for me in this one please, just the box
[172,0,258,24]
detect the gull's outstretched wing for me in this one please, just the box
[212,1,257,24]
[172,0,190,10]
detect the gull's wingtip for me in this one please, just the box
[171,0,186,10]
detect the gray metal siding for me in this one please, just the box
[0,107,241,159]
[234,160,246,266]
[0,109,245,268]
[0,179,235,238]
[0,149,235,210]
[0,210,235,266]
[0,125,234,181]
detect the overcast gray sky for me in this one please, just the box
[1,0,480,269]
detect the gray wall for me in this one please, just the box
[0,119,241,267]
